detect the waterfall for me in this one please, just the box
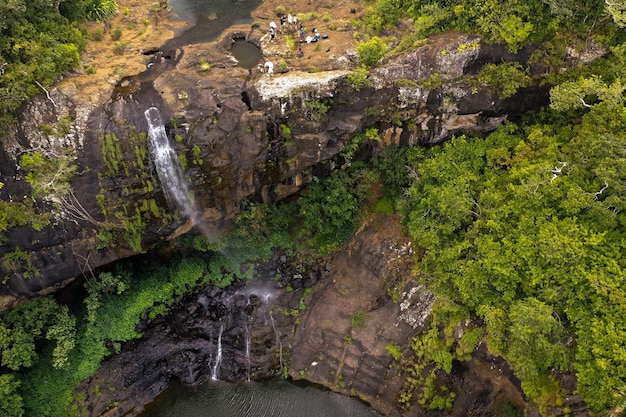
[144,107,194,218]
[211,323,224,380]
[245,322,251,382]
[208,328,214,372]
[245,296,252,381]
[265,297,283,372]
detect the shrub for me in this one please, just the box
[91,27,104,41]
[351,310,368,329]
[297,171,360,254]
[285,35,296,52]
[112,41,128,55]
[356,36,387,68]
[21,151,76,201]
[421,71,445,90]
[85,0,118,21]
[386,343,403,360]
[373,197,394,215]
[305,100,331,121]
[475,62,531,98]
[111,27,122,41]
[346,66,372,91]
[279,123,292,139]
[199,57,211,71]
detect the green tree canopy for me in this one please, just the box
[400,108,626,411]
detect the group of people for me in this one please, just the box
[269,13,301,42]
[284,14,299,32]
[261,11,328,74]
[302,28,321,44]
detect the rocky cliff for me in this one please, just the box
[2,4,607,413]
[0,29,549,309]
[76,216,537,417]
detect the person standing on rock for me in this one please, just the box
[264,61,274,75]
[269,21,277,42]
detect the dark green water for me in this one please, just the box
[140,378,382,417]
[165,0,262,46]
[230,39,262,68]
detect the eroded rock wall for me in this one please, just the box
[0,32,548,310]
[78,215,531,417]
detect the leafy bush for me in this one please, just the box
[199,57,211,71]
[385,343,402,360]
[279,123,293,139]
[91,27,104,41]
[475,62,532,98]
[110,27,122,41]
[296,170,368,254]
[0,374,23,417]
[20,151,77,201]
[85,0,118,21]
[346,66,372,91]
[421,71,445,90]
[350,310,368,330]
[274,5,287,17]
[305,100,331,121]
[112,41,128,55]
[0,199,50,243]
[356,36,387,68]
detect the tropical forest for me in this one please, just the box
[0,0,625,416]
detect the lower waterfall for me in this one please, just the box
[211,323,224,380]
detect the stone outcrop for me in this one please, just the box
[77,253,324,416]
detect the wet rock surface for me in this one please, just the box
[78,252,326,416]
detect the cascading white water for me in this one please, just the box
[211,323,224,380]
[244,322,251,382]
[144,107,194,218]
[265,296,283,371]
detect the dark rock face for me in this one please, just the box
[288,216,427,416]
[78,253,326,416]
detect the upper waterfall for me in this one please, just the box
[145,107,194,218]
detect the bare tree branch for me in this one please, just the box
[593,181,609,200]
[34,80,57,108]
